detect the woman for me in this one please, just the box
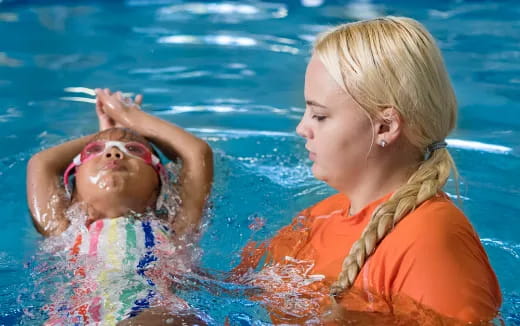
[233,17,501,324]
[27,89,213,325]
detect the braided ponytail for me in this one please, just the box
[331,148,457,295]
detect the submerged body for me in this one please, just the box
[236,192,501,324]
[46,216,191,325]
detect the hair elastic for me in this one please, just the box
[424,140,447,160]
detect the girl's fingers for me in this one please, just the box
[96,101,103,115]
[96,88,139,111]
[134,94,143,106]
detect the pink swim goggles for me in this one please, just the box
[63,140,166,194]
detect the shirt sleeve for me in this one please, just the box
[389,201,501,322]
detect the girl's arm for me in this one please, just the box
[95,89,213,238]
[26,135,94,236]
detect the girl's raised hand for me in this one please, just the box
[95,88,143,130]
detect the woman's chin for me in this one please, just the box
[311,164,327,182]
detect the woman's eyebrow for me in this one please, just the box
[306,100,328,109]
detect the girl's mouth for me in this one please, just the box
[103,161,124,170]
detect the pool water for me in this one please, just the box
[0,0,519,324]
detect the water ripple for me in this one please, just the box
[0,13,18,22]
[160,104,287,115]
[321,1,385,20]
[131,62,257,81]
[186,130,515,156]
[34,54,106,70]
[157,33,300,54]
[241,163,314,188]
[447,139,512,155]
[481,238,520,259]
[429,3,501,20]
[187,128,293,138]
[0,108,21,123]
[0,52,22,67]
[157,2,288,22]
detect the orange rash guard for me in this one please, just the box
[234,192,502,324]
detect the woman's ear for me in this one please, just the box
[375,106,402,146]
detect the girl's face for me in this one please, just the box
[296,55,375,192]
[74,129,159,215]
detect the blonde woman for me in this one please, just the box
[233,17,501,324]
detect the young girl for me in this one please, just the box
[232,17,502,324]
[27,89,213,325]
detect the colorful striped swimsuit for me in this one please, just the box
[46,217,188,325]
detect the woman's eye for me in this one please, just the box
[312,115,327,121]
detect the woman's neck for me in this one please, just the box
[344,144,421,216]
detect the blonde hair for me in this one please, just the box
[313,17,459,296]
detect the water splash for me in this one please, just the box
[21,161,208,324]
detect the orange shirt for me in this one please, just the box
[235,192,502,324]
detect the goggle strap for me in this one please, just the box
[152,155,160,166]
[73,154,82,165]
[63,159,78,197]
[157,163,168,184]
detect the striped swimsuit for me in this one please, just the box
[46,217,187,325]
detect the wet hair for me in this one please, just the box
[313,17,458,296]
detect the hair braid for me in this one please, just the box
[330,149,456,297]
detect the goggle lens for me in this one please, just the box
[80,141,152,163]
[63,139,166,197]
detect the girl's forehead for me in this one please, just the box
[93,129,151,148]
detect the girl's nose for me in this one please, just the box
[105,147,124,160]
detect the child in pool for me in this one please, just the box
[26,89,213,325]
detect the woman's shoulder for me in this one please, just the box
[375,193,501,322]
[389,193,480,248]
[407,194,472,230]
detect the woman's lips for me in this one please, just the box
[306,146,316,161]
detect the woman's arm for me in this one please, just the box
[26,135,94,236]
[95,89,213,238]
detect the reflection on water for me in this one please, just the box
[157,2,288,21]
[157,33,300,55]
[0,0,519,324]
[0,52,22,67]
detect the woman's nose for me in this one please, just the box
[296,116,312,139]
[104,147,124,160]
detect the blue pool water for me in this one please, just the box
[0,0,519,324]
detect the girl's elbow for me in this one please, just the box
[192,139,213,162]
[27,153,46,177]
